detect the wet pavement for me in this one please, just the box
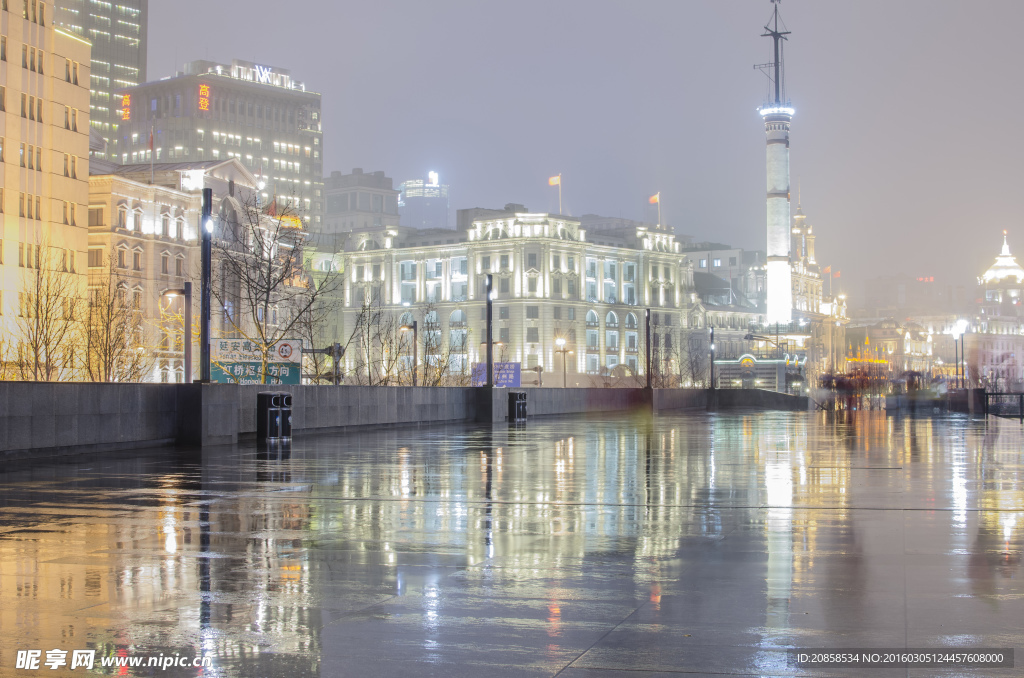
[0,410,1022,677]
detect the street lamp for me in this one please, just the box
[162,282,192,383]
[952,318,969,389]
[555,337,574,388]
[400,320,418,386]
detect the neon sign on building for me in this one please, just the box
[120,94,131,120]
[198,84,211,112]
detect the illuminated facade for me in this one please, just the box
[970,232,1024,390]
[111,59,323,228]
[0,15,91,330]
[326,207,709,384]
[87,159,263,382]
[53,0,147,159]
[399,172,450,230]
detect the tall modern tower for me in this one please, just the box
[757,1,794,326]
[54,0,149,159]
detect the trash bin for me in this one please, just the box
[508,391,527,423]
[278,391,293,439]
[257,392,282,440]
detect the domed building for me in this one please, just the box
[970,232,1024,391]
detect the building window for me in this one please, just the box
[526,306,539,319]
[500,254,509,270]
[499,278,509,294]
[499,306,509,320]
[526,327,539,343]
[527,253,537,268]
[699,259,707,268]
[176,257,184,276]
[117,248,127,268]
[482,255,490,271]
[161,253,169,274]
[133,250,142,270]
[528,277,537,294]
[712,258,721,268]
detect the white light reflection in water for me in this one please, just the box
[764,456,794,634]
[161,506,177,554]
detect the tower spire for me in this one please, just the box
[757,0,795,326]
[757,0,791,106]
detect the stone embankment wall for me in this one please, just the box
[0,382,802,459]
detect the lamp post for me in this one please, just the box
[710,326,715,392]
[645,308,651,389]
[400,320,418,387]
[199,187,213,383]
[952,319,968,389]
[555,337,573,388]
[485,274,494,388]
[162,283,193,383]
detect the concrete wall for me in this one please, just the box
[1,383,797,459]
[711,388,809,411]
[0,382,178,459]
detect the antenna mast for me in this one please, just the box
[755,0,791,105]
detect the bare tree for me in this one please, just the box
[418,303,472,386]
[84,249,151,382]
[346,284,405,385]
[212,193,341,383]
[684,331,709,388]
[15,243,83,381]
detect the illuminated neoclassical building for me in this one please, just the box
[969,232,1024,390]
[87,158,265,382]
[326,206,719,384]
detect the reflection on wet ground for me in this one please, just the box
[0,410,1022,676]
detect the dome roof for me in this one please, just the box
[981,233,1024,284]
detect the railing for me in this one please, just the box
[984,393,1024,422]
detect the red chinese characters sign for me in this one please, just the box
[198,84,211,112]
[120,94,130,120]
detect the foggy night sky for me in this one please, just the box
[148,1,1024,300]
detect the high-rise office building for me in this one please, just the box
[0,8,92,338]
[399,171,450,229]
[112,59,324,228]
[53,0,147,159]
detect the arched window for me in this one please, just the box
[606,311,618,327]
[399,311,414,327]
[450,309,466,326]
[586,309,598,326]
[424,310,439,325]
[625,312,638,329]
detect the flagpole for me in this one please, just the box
[657,193,661,227]
[558,174,562,214]
[149,126,155,185]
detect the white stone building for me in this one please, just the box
[325,207,717,386]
